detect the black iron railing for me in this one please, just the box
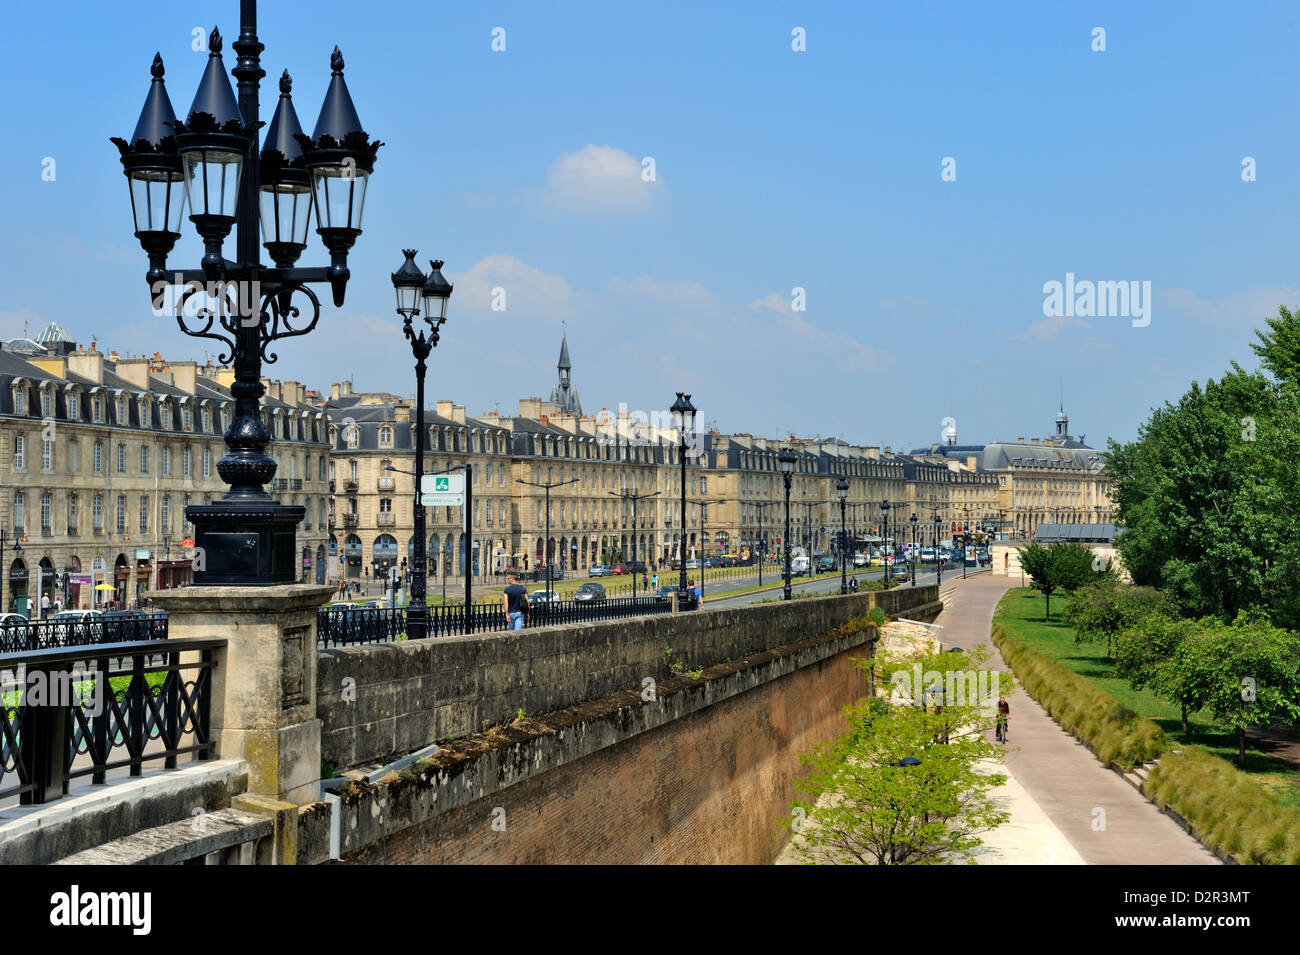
[0,638,223,805]
[316,594,673,648]
[0,613,168,654]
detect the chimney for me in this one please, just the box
[966,455,977,470]
[330,382,341,400]
[1017,437,1025,443]
[395,405,411,424]
[451,404,466,424]
[281,381,303,406]
[436,400,455,419]
[68,348,105,384]
[518,398,541,419]
[169,361,198,394]
[342,380,353,396]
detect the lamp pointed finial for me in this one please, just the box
[330,46,344,74]
[280,70,292,94]
[209,26,222,54]
[151,53,165,79]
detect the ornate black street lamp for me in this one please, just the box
[611,489,659,598]
[390,250,452,639]
[0,531,22,615]
[836,478,849,594]
[779,450,797,600]
[910,512,918,586]
[113,2,381,585]
[934,512,944,586]
[880,499,891,591]
[517,476,578,600]
[670,393,697,607]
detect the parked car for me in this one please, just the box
[625,560,647,574]
[530,589,560,605]
[815,555,837,573]
[790,555,810,574]
[920,547,936,563]
[0,612,29,627]
[574,582,607,603]
[852,553,868,567]
[685,559,701,570]
[102,609,167,640]
[891,563,911,582]
[589,565,610,578]
[531,565,564,582]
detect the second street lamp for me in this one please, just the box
[880,499,891,591]
[390,250,452,641]
[837,478,849,595]
[670,393,697,609]
[779,450,797,600]
[934,512,944,586]
[910,512,918,586]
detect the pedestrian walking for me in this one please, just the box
[651,573,658,589]
[502,573,529,631]
[996,696,1009,743]
[41,592,51,619]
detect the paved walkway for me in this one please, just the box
[936,574,1218,865]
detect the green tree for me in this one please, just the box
[786,698,1008,865]
[1173,614,1300,763]
[1065,578,1175,659]
[1018,541,1099,620]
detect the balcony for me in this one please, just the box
[272,478,289,490]
[329,479,336,492]
[344,480,358,493]
[67,526,77,536]
[291,478,303,491]
[41,526,53,537]
[343,514,358,527]
[376,513,396,526]
[378,477,395,491]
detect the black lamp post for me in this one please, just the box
[909,513,918,586]
[113,2,381,585]
[750,501,777,588]
[934,512,943,586]
[670,393,697,608]
[837,479,849,595]
[517,476,578,602]
[390,250,453,640]
[880,499,891,590]
[779,450,797,600]
[611,489,659,598]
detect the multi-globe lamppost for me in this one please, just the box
[934,512,944,586]
[113,2,380,584]
[836,478,849,594]
[670,393,697,608]
[779,450,797,600]
[389,251,453,640]
[910,512,918,586]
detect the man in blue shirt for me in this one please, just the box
[502,574,529,631]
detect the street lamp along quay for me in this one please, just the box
[880,499,891,591]
[779,450,797,601]
[836,478,849,595]
[112,2,382,586]
[670,393,697,609]
[390,250,453,640]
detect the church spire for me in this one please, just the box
[558,332,571,371]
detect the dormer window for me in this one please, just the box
[116,396,127,424]
[182,404,192,431]
[67,389,80,421]
[345,423,359,449]
[161,402,172,429]
[202,406,211,433]
[378,426,393,448]
[139,398,151,429]
[12,385,28,416]
[92,394,104,423]
[40,387,53,419]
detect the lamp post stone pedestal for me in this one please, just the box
[150,583,331,807]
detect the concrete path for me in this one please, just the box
[936,574,1218,865]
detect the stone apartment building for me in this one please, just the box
[0,324,329,613]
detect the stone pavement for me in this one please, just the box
[935,574,1218,865]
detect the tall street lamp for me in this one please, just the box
[698,498,729,601]
[779,450,797,600]
[880,499,891,590]
[934,512,944,586]
[610,489,659,598]
[670,393,697,608]
[391,250,453,640]
[113,4,381,585]
[910,513,918,586]
[517,476,578,601]
[749,501,778,588]
[836,479,849,595]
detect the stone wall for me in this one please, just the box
[318,585,940,770]
[303,617,885,864]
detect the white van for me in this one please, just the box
[790,555,810,574]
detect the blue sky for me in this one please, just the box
[3,0,1298,450]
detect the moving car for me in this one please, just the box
[588,565,610,578]
[852,553,868,567]
[920,547,936,563]
[790,555,810,574]
[530,589,560,605]
[685,559,701,570]
[891,563,911,582]
[815,555,838,573]
[574,582,607,603]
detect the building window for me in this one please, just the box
[116,495,126,534]
[67,391,80,421]
[41,492,52,534]
[349,460,358,483]
[117,443,126,474]
[182,405,192,431]
[41,438,53,472]
[379,498,392,513]
[69,493,78,532]
[161,403,171,429]
[40,389,52,418]
[92,494,103,532]
[499,500,505,524]
[202,447,211,478]
[183,445,192,476]
[202,406,211,433]
[140,400,150,429]
[92,395,103,422]
[13,386,27,416]
[161,446,170,476]
[13,434,24,470]
[140,445,149,474]
[139,495,149,534]
[68,440,78,474]
[161,494,171,531]
[13,491,24,532]
[93,440,103,474]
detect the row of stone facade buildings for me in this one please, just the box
[0,325,1113,607]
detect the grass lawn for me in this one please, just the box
[996,587,1300,806]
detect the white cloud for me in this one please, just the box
[748,292,791,314]
[1021,314,1088,342]
[543,144,661,215]
[448,255,574,319]
[1161,285,1300,326]
[608,274,716,309]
